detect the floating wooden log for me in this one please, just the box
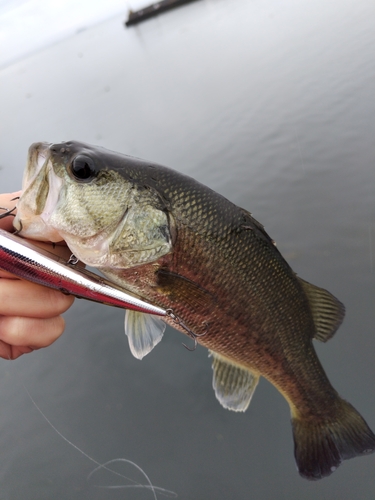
[125,0,201,27]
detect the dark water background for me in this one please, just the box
[0,0,374,498]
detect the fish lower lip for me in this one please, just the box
[12,216,22,232]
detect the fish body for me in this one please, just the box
[14,141,375,479]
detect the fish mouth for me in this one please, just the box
[13,143,64,242]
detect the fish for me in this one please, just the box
[0,227,167,315]
[13,140,375,479]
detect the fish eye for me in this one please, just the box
[70,155,97,182]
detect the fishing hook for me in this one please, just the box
[166,309,208,352]
[0,198,20,219]
[0,206,16,220]
[67,254,79,265]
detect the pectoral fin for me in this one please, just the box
[298,278,345,342]
[210,351,260,412]
[124,310,166,360]
[156,269,216,313]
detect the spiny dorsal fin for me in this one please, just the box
[210,351,260,412]
[124,310,166,360]
[298,277,345,342]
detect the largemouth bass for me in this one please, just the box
[14,141,375,480]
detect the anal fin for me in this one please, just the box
[124,310,166,360]
[210,351,259,412]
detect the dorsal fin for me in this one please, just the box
[124,310,166,360]
[210,351,260,412]
[298,278,345,342]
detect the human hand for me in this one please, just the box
[0,191,74,360]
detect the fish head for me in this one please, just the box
[14,141,174,268]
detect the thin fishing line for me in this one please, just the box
[20,379,176,498]
[1,206,175,497]
[88,459,177,494]
[369,225,373,273]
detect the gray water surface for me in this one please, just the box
[0,1,374,498]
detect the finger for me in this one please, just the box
[0,270,19,280]
[0,278,74,318]
[0,340,36,360]
[0,315,66,358]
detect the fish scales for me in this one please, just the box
[14,141,375,480]
[135,168,326,404]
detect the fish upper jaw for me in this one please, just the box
[13,144,64,242]
[24,142,51,183]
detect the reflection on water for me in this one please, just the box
[0,0,374,498]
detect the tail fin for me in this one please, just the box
[292,398,375,480]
